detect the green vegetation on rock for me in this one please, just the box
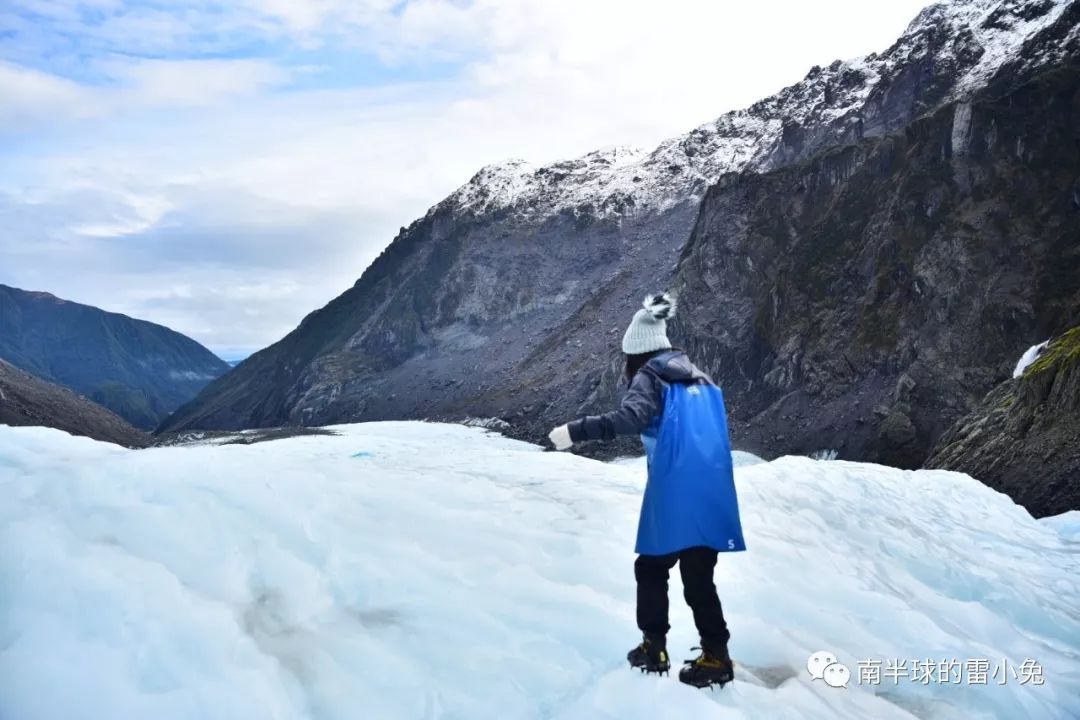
[1025,327,1080,377]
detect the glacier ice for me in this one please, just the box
[1042,510,1080,542]
[0,422,1077,720]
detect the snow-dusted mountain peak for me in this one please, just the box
[898,0,1070,91]
[453,159,535,213]
[445,0,1071,221]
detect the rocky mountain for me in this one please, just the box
[926,328,1080,517]
[669,61,1080,469]
[161,0,1079,484]
[0,359,150,448]
[0,285,231,430]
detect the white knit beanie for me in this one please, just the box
[622,293,676,354]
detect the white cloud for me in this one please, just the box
[245,0,397,35]
[0,57,295,134]
[112,58,293,107]
[0,62,102,129]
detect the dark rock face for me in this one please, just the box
[0,359,150,448]
[926,328,1080,517]
[0,285,231,429]
[675,66,1080,468]
[160,199,704,434]
[160,0,1079,478]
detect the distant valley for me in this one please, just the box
[0,284,230,431]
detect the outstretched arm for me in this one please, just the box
[566,370,664,443]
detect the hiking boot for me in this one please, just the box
[678,646,734,688]
[627,634,670,675]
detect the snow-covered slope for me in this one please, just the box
[449,0,1074,219]
[1,424,1077,720]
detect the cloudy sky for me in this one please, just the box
[1,0,931,359]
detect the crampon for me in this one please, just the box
[627,636,671,676]
[678,647,735,689]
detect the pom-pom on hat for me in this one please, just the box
[622,292,676,354]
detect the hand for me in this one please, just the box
[548,424,572,450]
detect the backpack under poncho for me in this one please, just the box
[637,380,746,556]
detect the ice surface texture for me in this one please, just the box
[1,422,1077,720]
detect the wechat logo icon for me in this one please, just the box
[807,650,850,688]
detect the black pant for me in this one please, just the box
[635,546,730,654]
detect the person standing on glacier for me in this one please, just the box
[548,292,745,689]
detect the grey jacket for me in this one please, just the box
[567,350,711,443]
